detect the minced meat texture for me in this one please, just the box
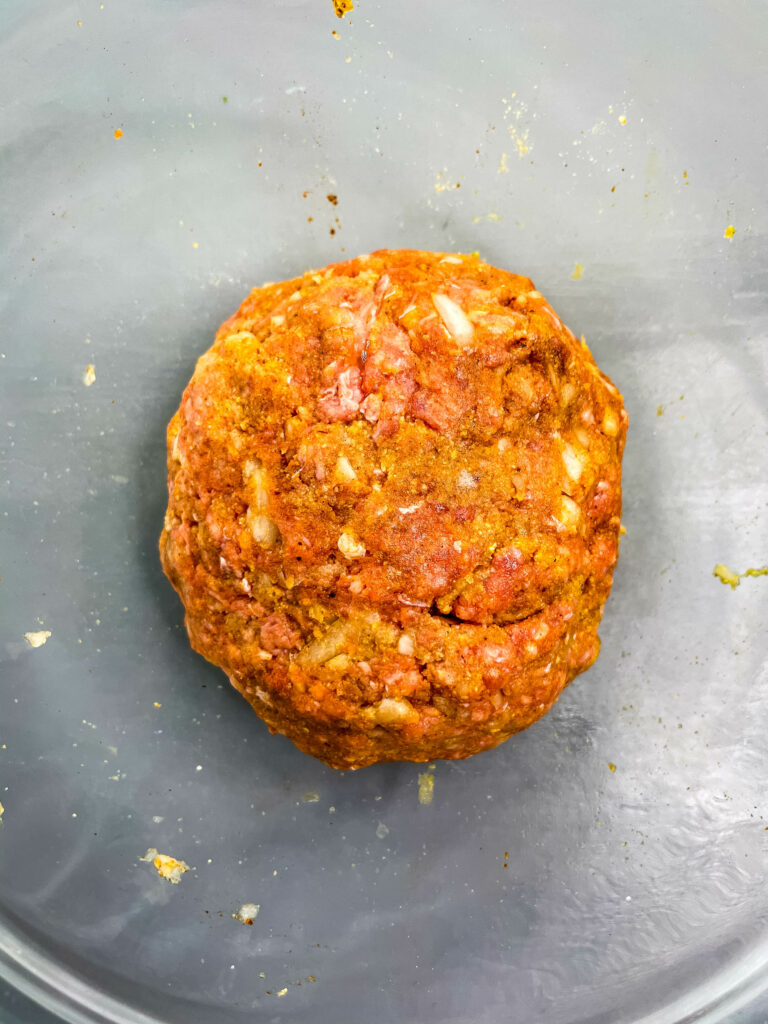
[160,249,627,769]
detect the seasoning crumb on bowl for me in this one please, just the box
[713,563,768,589]
[418,768,435,805]
[140,847,190,883]
[83,364,96,387]
[233,902,260,925]
[24,630,51,648]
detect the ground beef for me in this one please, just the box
[160,249,627,769]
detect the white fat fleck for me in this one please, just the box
[439,255,463,264]
[575,427,591,447]
[334,455,357,482]
[270,314,285,327]
[601,409,619,436]
[398,503,421,514]
[24,630,51,648]
[453,540,463,552]
[561,443,584,482]
[248,512,278,547]
[432,293,474,345]
[557,495,581,529]
[375,698,418,724]
[458,468,476,489]
[338,531,366,558]
[397,634,415,656]
[244,460,270,510]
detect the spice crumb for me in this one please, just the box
[140,848,190,883]
[113,129,123,140]
[233,902,260,925]
[418,770,435,805]
[724,224,736,239]
[713,563,768,589]
[332,0,353,17]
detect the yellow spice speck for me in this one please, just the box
[724,224,736,239]
[570,263,584,281]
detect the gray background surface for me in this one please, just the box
[1,1,767,1022]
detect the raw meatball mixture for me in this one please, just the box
[160,249,627,769]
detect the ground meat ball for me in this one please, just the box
[160,250,628,769]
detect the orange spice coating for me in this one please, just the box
[160,250,627,769]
